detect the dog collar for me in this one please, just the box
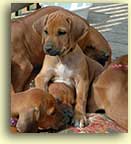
[111,64,128,70]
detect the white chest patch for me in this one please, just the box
[53,64,74,87]
[55,64,72,77]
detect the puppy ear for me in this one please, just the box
[32,15,48,36]
[47,107,55,115]
[67,16,89,43]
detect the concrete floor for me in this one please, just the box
[88,3,128,59]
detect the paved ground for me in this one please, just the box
[88,3,128,59]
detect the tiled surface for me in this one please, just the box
[88,3,128,59]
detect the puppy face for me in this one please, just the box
[16,107,40,133]
[36,92,73,131]
[16,92,73,132]
[38,101,73,131]
[33,10,89,56]
[43,13,71,56]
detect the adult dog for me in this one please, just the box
[11,6,111,92]
[34,10,104,128]
[91,55,128,130]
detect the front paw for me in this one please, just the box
[72,112,88,128]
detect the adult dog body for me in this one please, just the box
[91,55,128,130]
[11,6,111,92]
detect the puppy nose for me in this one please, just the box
[44,42,54,52]
[44,42,60,56]
[45,44,52,50]
[105,53,109,59]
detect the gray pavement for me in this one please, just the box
[88,3,128,59]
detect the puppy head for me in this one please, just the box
[16,107,40,133]
[38,102,73,131]
[48,82,75,106]
[33,10,89,56]
[38,93,73,131]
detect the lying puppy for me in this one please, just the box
[11,88,73,132]
[11,6,111,92]
[91,55,128,130]
[49,82,75,107]
[35,10,104,128]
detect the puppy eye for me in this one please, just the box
[44,30,48,35]
[58,31,66,36]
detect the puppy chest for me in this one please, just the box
[53,64,74,86]
[55,64,73,78]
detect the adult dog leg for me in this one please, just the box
[11,59,33,92]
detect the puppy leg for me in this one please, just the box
[35,71,54,92]
[73,80,89,128]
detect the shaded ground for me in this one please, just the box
[88,3,128,59]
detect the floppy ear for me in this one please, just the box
[47,107,55,115]
[32,15,48,36]
[67,15,89,43]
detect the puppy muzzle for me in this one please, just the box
[16,121,38,133]
[44,42,61,56]
[97,52,110,66]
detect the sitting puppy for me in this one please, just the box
[35,10,104,128]
[91,55,128,130]
[11,88,73,132]
[11,6,111,93]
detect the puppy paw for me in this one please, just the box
[72,113,88,128]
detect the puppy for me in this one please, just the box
[11,88,73,132]
[48,82,75,107]
[35,10,104,128]
[91,55,128,130]
[11,6,111,92]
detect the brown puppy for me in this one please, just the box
[91,55,128,130]
[49,82,75,107]
[11,6,111,92]
[11,88,73,132]
[35,10,104,128]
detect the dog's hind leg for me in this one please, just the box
[11,59,33,92]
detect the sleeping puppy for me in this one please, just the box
[11,88,73,132]
[34,10,104,128]
[48,82,75,107]
[91,55,128,130]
